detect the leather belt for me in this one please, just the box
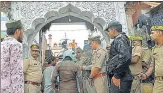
[94,72,106,79]
[25,81,40,86]
[155,76,163,81]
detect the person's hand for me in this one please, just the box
[139,73,147,80]
[112,76,120,88]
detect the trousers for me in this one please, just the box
[110,79,132,93]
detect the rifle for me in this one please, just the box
[106,58,114,93]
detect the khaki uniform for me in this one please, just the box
[142,49,152,65]
[141,49,153,93]
[92,46,108,93]
[130,46,143,93]
[150,45,163,93]
[24,56,43,93]
[142,48,152,73]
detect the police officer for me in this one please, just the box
[140,26,163,93]
[88,35,108,93]
[80,35,93,72]
[81,36,93,71]
[77,46,96,93]
[83,35,92,52]
[141,47,153,93]
[75,47,85,93]
[75,47,83,64]
[142,43,154,84]
[51,50,80,93]
[129,36,144,93]
[105,21,133,93]
[24,44,43,93]
[80,37,96,93]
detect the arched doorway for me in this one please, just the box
[24,3,109,58]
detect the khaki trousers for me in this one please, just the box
[85,78,96,93]
[130,77,141,93]
[142,83,153,93]
[24,84,41,93]
[153,80,163,93]
[94,76,107,93]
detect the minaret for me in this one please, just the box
[48,34,52,48]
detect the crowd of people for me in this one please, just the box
[1,19,163,93]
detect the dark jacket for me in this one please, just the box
[107,32,132,81]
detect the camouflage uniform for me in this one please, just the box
[76,37,95,93]
[75,47,85,93]
[76,47,95,93]
[81,52,94,93]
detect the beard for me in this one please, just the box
[18,36,23,43]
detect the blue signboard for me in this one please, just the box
[84,40,88,46]
[1,17,8,21]
[1,31,7,38]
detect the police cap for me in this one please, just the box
[30,44,39,50]
[151,26,163,31]
[88,35,101,41]
[128,36,134,41]
[128,36,142,41]
[134,36,142,41]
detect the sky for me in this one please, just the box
[45,23,90,49]
[1,12,8,31]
